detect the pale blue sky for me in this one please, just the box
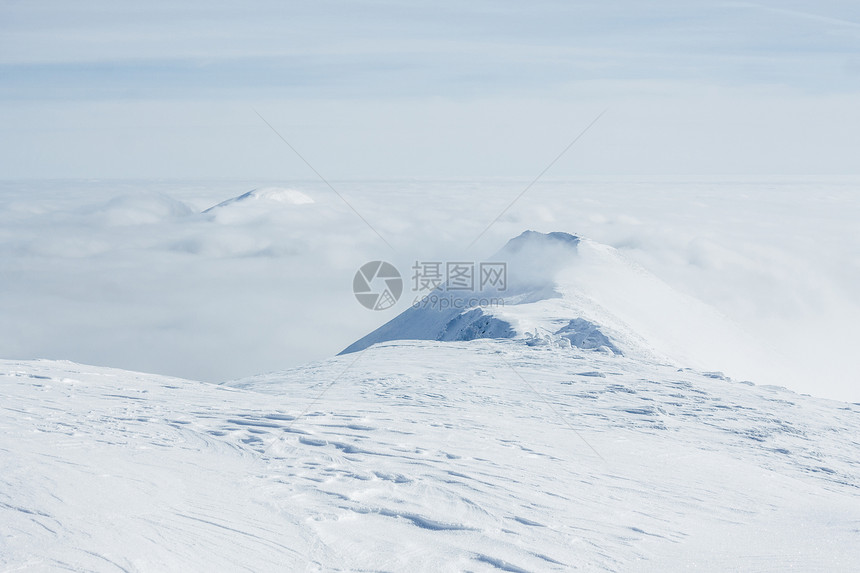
[1,0,859,177]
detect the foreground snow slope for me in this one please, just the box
[2,342,859,571]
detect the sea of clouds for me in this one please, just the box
[0,177,858,401]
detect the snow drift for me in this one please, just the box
[3,342,859,571]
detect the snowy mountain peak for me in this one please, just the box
[342,230,793,388]
[340,230,620,355]
[500,229,580,253]
[493,230,580,296]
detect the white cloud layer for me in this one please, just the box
[0,178,858,402]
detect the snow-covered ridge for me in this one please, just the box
[343,230,787,387]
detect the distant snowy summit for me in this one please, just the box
[341,230,623,356]
[200,187,315,225]
[203,187,314,213]
[342,230,788,386]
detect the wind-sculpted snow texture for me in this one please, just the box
[3,341,859,571]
